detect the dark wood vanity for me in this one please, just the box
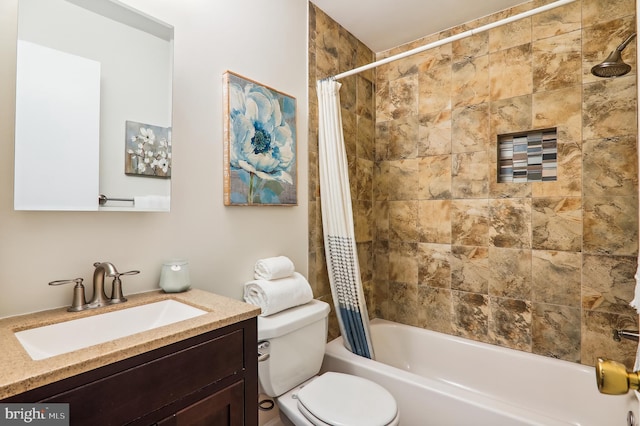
[3,318,258,426]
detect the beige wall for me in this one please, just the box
[0,0,309,318]
[310,0,639,367]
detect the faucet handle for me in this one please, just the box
[595,358,640,395]
[112,270,140,277]
[49,278,88,312]
[109,270,140,304]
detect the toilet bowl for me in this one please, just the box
[257,300,399,426]
[281,372,399,426]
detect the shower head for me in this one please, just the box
[591,33,637,78]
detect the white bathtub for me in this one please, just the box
[321,318,639,426]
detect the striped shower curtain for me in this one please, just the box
[316,78,374,359]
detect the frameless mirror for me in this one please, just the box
[14,0,173,211]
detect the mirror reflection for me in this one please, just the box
[15,0,173,211]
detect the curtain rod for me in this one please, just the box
[330,0,577,81]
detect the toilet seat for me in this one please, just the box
[296,372,398,426]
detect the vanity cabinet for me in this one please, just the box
[3,318,257,426]
[157,380,244,425]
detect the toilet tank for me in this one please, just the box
[257,299,331,397]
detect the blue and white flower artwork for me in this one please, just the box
[223,71,297,205]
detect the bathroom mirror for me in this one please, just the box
[14,0,173,211]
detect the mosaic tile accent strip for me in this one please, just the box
[498,128,557,183]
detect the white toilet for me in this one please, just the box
[257,299,399,426]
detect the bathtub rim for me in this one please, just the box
[322,318,638,426]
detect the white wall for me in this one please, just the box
[0,0,309,317]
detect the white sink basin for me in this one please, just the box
[15,300,207,360]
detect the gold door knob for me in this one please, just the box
[595,358,640,395]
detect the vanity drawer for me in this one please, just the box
[44,329,244,425]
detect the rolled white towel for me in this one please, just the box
[243,272,313,316]
[134,195,170,210]
[254,256,295,280]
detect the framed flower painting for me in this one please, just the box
[125,120,172,178]
[223,71,297,206]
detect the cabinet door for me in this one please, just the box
[158,380,244,426]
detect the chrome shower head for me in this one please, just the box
[591,33,637,78]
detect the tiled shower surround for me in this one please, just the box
[308,0,639,367]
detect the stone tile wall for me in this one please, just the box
[308,3,376,340]
[310,0,639,366]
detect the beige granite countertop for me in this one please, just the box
[0,289,260,399]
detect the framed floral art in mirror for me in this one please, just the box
[125,120,172,178]
[223,71,297,206]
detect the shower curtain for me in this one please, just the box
[316,78,374,359]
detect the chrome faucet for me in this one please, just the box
[49,262,140,311]
[48,278,88,312]
[88,262,118,308]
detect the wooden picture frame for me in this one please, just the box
[223,71,297,206]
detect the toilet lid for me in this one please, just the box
[296,372,397,426]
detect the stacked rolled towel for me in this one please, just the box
[254,256,295,280]
[243,272,313,316]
